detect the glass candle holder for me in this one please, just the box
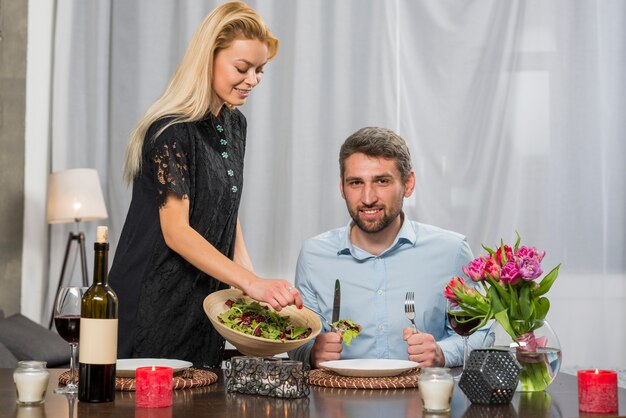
[13,361,50,405]
[419,367,454,413]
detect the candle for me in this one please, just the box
[578,369,618,414]
[13,361,50,405]
[419,367,454,412]
[135,366,173,408]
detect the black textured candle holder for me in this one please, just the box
[459,348,521,405]
[225,356,310,398]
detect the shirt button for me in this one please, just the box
[377,290,383,295]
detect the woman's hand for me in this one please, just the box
[241,278,303,311]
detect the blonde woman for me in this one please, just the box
[109,1,301,367]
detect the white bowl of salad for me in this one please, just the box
[203,288,322,357]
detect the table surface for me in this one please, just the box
[1,368,625,418]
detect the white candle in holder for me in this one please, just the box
[419,367,454,412]
[13,361,50,405]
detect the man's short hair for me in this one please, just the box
[339,127,412,180]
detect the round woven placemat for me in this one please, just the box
[308,368,421,389]
[58,368,218,392]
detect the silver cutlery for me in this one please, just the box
[303,305,337,332]
[404,291,418,332]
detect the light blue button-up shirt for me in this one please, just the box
[289,218,486,367]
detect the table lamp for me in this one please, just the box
[47,168,108,329]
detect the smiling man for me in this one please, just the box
[289,127,486,369]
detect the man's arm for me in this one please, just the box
[287,243,343,368]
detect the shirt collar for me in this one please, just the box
[337,212,416,259]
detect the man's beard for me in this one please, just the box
[349,205,402,234]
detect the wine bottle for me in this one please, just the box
[78,226,118,403]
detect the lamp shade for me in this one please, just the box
[47,168,108,224]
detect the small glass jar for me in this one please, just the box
[13,361,50,405]
[419,367,454,413]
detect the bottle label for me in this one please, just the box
[78,318,118,364]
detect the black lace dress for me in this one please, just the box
[109,107,246,368]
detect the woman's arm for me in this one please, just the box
[158,193,301,310]
[233,218,255,273]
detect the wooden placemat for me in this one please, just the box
[308,368,421,389]
[58,368,218,391]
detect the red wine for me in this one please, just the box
[79,226,118,403]
[449,313,481,337]
[54,315,80,343]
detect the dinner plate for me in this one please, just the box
[116,358,193,378]
[319,359,419,377]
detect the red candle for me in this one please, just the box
[578,369,618,414]
[135,366,173,408]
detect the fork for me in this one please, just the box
[404,291,418,332]
[303,305,338,332]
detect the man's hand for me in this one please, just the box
[403,327,445,367]
[311,331,343,368]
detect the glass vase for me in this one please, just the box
[483,319,561,392]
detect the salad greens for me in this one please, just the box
[218,298,312,341]
[332,319,362,346]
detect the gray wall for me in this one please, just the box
[0,0,27,316]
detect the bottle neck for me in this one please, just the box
[93,242,109,286]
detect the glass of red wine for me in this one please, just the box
[447,300,481,378]
[54,286,87,394]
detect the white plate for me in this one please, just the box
[319,359,419,377]
[116,358,193,378]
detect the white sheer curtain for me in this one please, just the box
[27,0,625,370]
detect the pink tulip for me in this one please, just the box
[463,257,487,282]
[444,277,466,303]
[483,256,501,280]
[518,257,542,280]
[516,246,545,262]
[496,245,513,266]
[500,261,521,285]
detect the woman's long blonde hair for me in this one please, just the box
[123,1,279,184]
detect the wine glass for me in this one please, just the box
[54,286,87,394]
[447,300,481,378]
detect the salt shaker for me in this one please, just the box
[419,367,454,413]
[13,361,50,405]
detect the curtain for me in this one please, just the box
[31,0,625,370]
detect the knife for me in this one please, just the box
[331,279,341,324]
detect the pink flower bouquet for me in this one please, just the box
[444,232,560,343]
[444,233,561,391]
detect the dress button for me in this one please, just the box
[221,152,229,159]
[220,139,228,146]
[227,169,234,177]
[216,125,224,133]
[231,185,238,193]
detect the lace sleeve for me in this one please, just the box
[148,124,191,207]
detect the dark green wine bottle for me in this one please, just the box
[78,226,118,403]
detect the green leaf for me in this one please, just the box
[482,244,495,256]
[494,310,518,341]
[509,283,521,319]
[514,230,521,251]
[533,264,560,297]
[534,297,550,320]
[519,284,534,320]
[487,276,510,306]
